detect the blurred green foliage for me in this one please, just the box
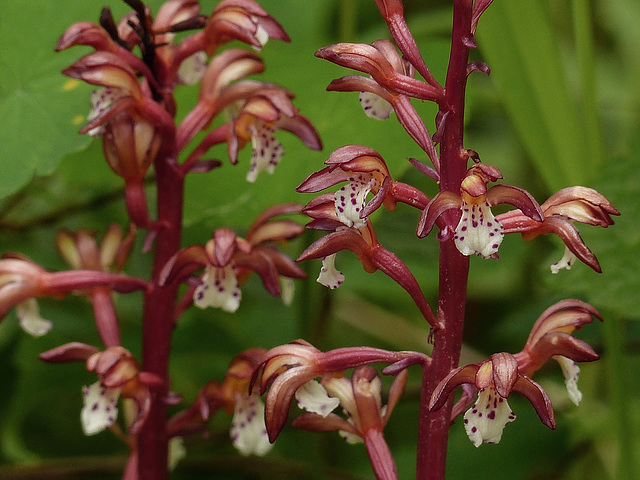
[0,0,638,478]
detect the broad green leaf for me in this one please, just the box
[478,2,590,192]
[0,1,97,200]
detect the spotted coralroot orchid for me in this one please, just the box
[160,204,307,314]
[204,0,289,55]
[293,366,409,480]
[298,145,430,228]
[57,224,136,347]
[316,40,441,162]
[296,145,438,326]
[59,50,171,228]
[0,254,147,336]
[168,348,273,456]
[430,353,555,447]
[225,89,322,182]
[297,213,437,327]
[253,339,428,443]
[514,300,602,406]
[179,72,321,177]
[496,186,620,273]
[40,343,163,436]
[418,163,543,259]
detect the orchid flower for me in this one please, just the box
[168,348,272,456]
[418,163,543,259]
[204,0,290,55]
[253,339,427,442]
[496,186,619,273]
[296,145,438,325]
[160,205,307,314]
[316,40,441,163]
[430,352,555,447]
[60,51,173,227]
[514,299,602,406]
[40,343,163,436]
[226,90,322,182]
[0,254,147,336]
[293,367,408,480]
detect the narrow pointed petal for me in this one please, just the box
[39,342,101,363]
[417,191,461,238]
[487,184,543,222]
[429,365,478,411]
[159,245,208,286]
[511,376,555,429]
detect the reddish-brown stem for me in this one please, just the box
[416,1,472,479]
[138,144,184,480]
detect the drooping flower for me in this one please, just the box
[167,348,272,456]
[0,254,146,336]
[418,163,543,259]
[496,186,619,273]
[40,343,163,436]
[316,40,442,163]
[296,145,439,325]
[204,0,290,55]
[253,340,427,442]
[160,205,307,315]
[293,367,408,480]
[226,91,322,182]
[514,299,602,406]
[430,352,555,447]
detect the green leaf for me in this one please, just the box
[477,2,590,192]
[0,1,98,199]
